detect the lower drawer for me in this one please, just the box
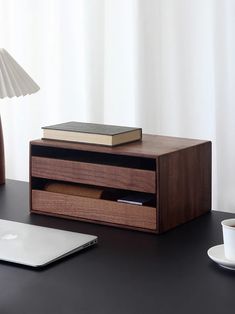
[31,190,157,231]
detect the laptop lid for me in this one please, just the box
[0,219,97,267]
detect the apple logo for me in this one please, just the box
[1,233,18,240]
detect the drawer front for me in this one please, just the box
[31,157,156,193]
[31,190,157,231]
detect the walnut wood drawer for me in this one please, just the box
[31,156,156,193]
[31,190,157,231]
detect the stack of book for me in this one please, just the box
[42,121,142,147]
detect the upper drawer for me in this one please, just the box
[31,156,156,193]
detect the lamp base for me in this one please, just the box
[0,116,5,184]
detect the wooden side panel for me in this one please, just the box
[158,142,211,232]
[31,156,156,193]
[29,143,32,210]
[31,190,157,231]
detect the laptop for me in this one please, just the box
[0,219,97,267]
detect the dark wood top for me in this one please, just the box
[31,134,210,158]
[0,180,233,314]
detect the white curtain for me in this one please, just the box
[0,0,235,212]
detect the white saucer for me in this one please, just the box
[207,244,235,270]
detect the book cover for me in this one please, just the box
[42,121,141,135]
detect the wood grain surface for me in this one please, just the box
[31,190,157,231]
[0,117,5,184]
[30,134,211,233]
[31,156,156,193]
[31,134,208,158]
[158,142,211,232]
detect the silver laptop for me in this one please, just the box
[0,219,97,267]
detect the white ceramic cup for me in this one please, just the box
[221,219,235,260]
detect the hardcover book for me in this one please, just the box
[42,121,142,146]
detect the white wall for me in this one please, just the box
[0,0,235,212]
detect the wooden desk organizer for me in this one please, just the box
[30,134,211,233]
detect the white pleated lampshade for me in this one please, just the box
[0,48,40,98]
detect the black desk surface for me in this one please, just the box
[0,180,234,314]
